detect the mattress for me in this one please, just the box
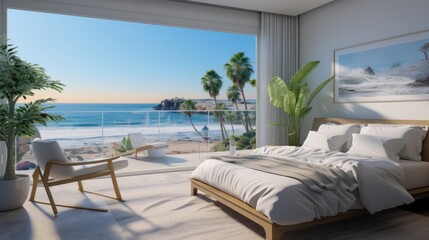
[399,160,429,190]
[192,146,414,225]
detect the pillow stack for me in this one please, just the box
[357,124,428,161]
[301,122,428,162]
[302,123,361,152]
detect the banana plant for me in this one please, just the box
[268,61,334,146]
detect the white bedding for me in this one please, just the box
[191,145,414,225]
[399,160,429,190]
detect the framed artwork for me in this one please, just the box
[334,30,429,103]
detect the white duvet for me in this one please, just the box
[191,146,414,225]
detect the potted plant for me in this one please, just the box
[268,61,333,146]
[0,42,64,211]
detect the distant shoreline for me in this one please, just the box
[33,99,256,105]
[152,97,256,111]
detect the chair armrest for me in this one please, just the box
[47,156,120,167]
[135,145,155,152]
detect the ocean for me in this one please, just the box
[33,103,251,148]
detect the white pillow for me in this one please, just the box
[302,131,348,152]
[361,125,427,161]
[347,134,406,162]
[317,123,361,152]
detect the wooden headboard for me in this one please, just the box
[312,118,429,162]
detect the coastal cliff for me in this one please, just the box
[153,97,255,111]
[153,97,185,110]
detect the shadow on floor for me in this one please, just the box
[134,156,187,165]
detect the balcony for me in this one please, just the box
[11,109,257,176]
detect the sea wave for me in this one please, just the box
[338,61,429,97]
[38,124,246,148]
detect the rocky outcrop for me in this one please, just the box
[364,67,375,75]
[153,97,185,110]
[153,97,256,111]
[408,77,429,87]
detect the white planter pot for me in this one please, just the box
[0,174,30,211]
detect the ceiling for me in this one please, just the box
[185,0,335,16]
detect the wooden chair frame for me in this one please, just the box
[134,144,154,159]
[29,156,124,215]
[191,118,429,240]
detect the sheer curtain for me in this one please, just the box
[257,12,299,147]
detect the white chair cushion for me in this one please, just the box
[73,158,129,177]
[32,139,75,180]
[128,133,145,148]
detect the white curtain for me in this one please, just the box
[257,12,299,147]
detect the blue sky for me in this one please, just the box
[8,9,256,103]
[339,38,428,73]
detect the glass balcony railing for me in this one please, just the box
[15,110,256,171]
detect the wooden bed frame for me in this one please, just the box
[191,118,429,240]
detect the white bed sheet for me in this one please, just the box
[399,160,429,190]
[192,146,414,225]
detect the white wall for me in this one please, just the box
[299,0,429,140]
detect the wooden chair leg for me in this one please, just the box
[108,161,122,201]
[29,166,40,201]
[39,168,58,215]
[77,180,84,191]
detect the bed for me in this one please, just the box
[190,118,429,240]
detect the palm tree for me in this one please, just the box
[226,85,249,132]
[226,85,241,110]
[213,103,228,139]
[201,70,226,140]
[179,99,203,138]
[225,52,254,131]
[224,111,237,134]
[0,42,64,180]
[201,70,222,104]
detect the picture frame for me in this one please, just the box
[334,30,429,103]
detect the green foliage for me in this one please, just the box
[211,131,256,152]
[224,52,254,132]
[249,79,256,88]
[268,61,333,146]
[226,85,241,107]
[179,99,196,116]
[224,111,238,123]
[201,70,223,100]
[179,99,203,138]
[0,41,64,180]
[224,52,254,89]
[113,137,132,153]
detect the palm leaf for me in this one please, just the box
[289,61,320,91]
[299,106,312,118]
[268,76,289,109]
[307,76,334,106]
[294,86,309,117]
[284,91,296,115]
